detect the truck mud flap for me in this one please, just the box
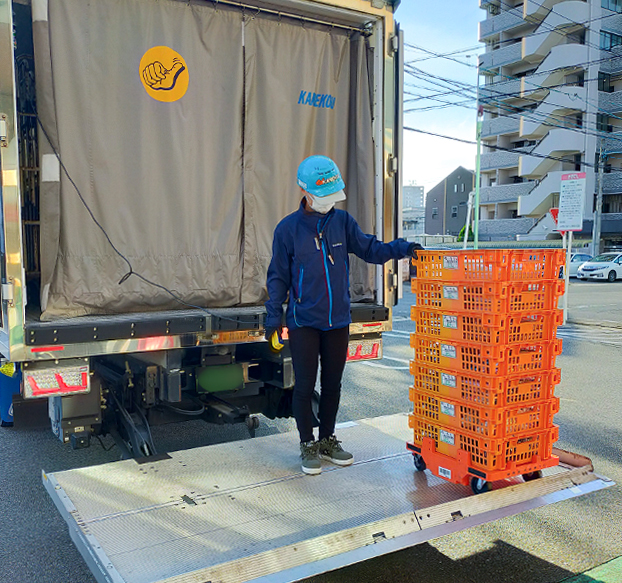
[43,413,612,583]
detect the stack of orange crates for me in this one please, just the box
[406,249,566,494]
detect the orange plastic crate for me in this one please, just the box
[411,279,564,314]
[411,335,506,375]
[412,249,565,282]
[410,362,561,407]
[411,308,562,344]
[408,415,559,474]
[411,336,562,376]
[409,391,559,439]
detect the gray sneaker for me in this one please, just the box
[300,440,322,475]
[318,435,353,466]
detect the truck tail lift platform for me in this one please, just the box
[43,414,612,583]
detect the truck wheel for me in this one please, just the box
[608,271,617,282]
[413,454,426,472]
[522,470,543,482]
[470,477,491,495]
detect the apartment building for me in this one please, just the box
[403,184,425,237]
[425,167,475,235]
[478,0,622,246]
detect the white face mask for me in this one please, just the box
[308,195,334,214]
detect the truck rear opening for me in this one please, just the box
[43,413,612,583]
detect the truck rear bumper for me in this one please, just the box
[43,413,612,583]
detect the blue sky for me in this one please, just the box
[397,1,482,193]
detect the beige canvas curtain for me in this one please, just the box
[34,0,375,319]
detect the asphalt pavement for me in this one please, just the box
[1,279,621,583]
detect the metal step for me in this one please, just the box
[43,414,612,583]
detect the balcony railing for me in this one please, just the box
[479,6,526,40]
[479,42,522,71]
[600,90,622,114]
[481,150,521,171]
[478,217,538,237]
[602,172,622,195]
[479,181,536,203]
[481,115,521,138]
[480,78,521,102]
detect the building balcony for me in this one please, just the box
[520,86,586,139]
[600,44,622,76]
[481,150,521,171]
[479,6,526,40]
[518,170,563,216]
[603,172,622,195]
[480,78,521,103]
[518,128,583,178]
[481,115,521,138]
[604,132,622,154]
[521,44,589,97]
[478,217,538,239]
[599,90,622,114]
[524,0,571,23]
[521,2,588,64]
[479,42,522,72]
[479,181,536,203]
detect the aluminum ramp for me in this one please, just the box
[43,414,612,583]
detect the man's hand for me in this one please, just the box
[142,59,185,91]
[407,242,424,258]
[265,325,284,352]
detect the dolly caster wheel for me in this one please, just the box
[413,454,426,472]
[246,415,260,437]
[522,470,543,482]
[470,477,491,495]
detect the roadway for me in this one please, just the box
[0,279,621,583]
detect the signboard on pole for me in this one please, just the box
[557,173,586,232]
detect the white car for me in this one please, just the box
[568,253,592,277]
[576,252,622,282]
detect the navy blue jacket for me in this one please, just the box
[265,200,411,331]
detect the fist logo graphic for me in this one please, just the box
[142,59,185,91]
[139,47,189,102]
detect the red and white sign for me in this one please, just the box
[557,173,586,232]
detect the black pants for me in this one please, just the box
[288,326,349,443]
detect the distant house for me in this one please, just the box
[425,167,475,236]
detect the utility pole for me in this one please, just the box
[591,139,604,256]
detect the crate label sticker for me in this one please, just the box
[441,343,456,358]
[438,466,452,479]
[442,315,458,329]
[443,256,459,270]
[440,401,455,417]
[441,372,457,388]
[440,429,455,446]
[443,285,459,300]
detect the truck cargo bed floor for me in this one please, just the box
[43,414,612,583]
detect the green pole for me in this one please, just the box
[474,116,482,250]
[474,64,481,250]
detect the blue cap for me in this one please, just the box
[297,156,346,198]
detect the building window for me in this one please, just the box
[432,208,438,219]
[603,0,622,14]
[601,30,622,50]
[599,72,614,92]
[597,113,613,132]
[451,206,458,218]
[461,184,465,192]
[454,184,458,193]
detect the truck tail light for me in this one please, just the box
[23,360,90,399]
[347,339,382,362]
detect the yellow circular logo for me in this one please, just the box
[139,46,188,103]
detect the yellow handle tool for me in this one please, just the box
[269,331,285,352]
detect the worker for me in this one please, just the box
[264,155,422,475]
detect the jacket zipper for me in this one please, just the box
[317,217,334,328]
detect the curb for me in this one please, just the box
[566,318,622,330]
[561,555,622,582]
